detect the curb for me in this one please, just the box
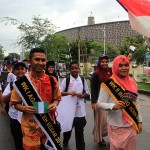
[138,90,150,95]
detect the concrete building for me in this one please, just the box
[57,19,139,48]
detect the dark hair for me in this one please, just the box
[69,61,79,69]
[13,62,27,71]
[29,48,46,60]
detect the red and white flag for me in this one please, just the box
[117,0,150,38]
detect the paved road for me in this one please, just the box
[0,93,149,150]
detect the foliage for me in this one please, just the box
[106,43,119,59]
[7,53,20,61]
[0,44,5,61]
[118,35,148,64]
[119,35,145,55]
[42,34,69,62]
[133,45,147,64]
[137,82,150,91]
[1,16,56,49]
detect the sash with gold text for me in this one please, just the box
[101,78,139,133]
[14,75,63,150]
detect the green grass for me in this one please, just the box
[137,82,150,91]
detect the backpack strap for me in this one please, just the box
[64,76,85,93]
[49,76,54,102]
[80,76,85,93]
[10,82,13,91]
[64,76,70,92]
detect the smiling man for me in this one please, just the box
[10,48,62,150]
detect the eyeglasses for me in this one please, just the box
[119,63,129,67]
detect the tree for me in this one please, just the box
[0,44,5,61]
[1,16,56,49]
[7,53,20,62]
[119,35,145,55]
[133,45,147,64]
[42,33,69,62]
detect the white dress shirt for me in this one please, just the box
[60,75,90,117]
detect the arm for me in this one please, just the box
[97,88,114,110]
[76,78,90,99]
[10,89,36,115]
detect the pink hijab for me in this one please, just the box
[111,55,138,94]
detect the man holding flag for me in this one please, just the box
[10,48,62,150]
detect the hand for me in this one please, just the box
[127,53,132,61]
[24,106,36,114]
[48,103,57,112]
[91,103,97,110]
[76,93,83,99]
[113,101,125,110]
[0,107,6,116]
[138,122,142,134]
[69,91,76,96]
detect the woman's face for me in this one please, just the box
[100,59,109,69]
[118,62,129,77]
[48,66,54,73]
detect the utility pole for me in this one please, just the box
[78,27,81,66]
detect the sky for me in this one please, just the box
[0,0,128,56]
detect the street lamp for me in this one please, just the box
[96,26,106,55]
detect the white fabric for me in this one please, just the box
[58,75,90,132]
[129,12,150,38]
[97,88,142,127]
[57,95,76,132]
[3,82,22,121]
[7,72,16,83]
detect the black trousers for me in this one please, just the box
[63,117,86,150]
[10,118,24,150]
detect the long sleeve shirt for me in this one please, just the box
[97,88,142,127]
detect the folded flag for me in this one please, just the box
[129,45,136,52]
[117,0,150,38]
[33,102,49,113]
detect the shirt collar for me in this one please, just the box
[29,71,46,81]
[70,74,80,81]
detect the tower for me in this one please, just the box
[88,12,95,25]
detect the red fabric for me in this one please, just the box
[111,55,138,94]
[96,58,112,84]
[117,0,150,16]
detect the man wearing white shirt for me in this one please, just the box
[60,62,90,150]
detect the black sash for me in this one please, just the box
[14,75,63,150]
[102,78,139,133]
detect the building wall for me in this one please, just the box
[57,20,139,47]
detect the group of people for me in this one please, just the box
[0,47,142,150]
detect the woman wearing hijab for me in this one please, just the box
[45,61,59,82]
[97,55,142,150]
[91,55,112,145]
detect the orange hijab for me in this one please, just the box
[111,55,138,94]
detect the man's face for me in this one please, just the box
[30,52,46,73]
[70,64,79,78]
[14,66,27,79]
